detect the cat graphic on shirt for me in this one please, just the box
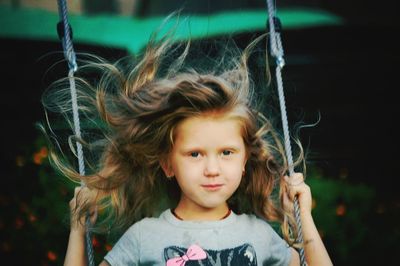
[164,243,257,265]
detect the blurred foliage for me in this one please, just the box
[0,134,398,265]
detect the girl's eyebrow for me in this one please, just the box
[219,145,241,151]
[180,144,243,152]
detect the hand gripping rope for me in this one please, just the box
[56,0,95,265]
[266,0,306,265]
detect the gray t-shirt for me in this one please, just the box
[104,209,292,266]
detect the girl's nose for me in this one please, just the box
[204,156,220,177]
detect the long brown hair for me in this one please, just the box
[42,27,303,244]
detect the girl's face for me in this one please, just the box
[162,114,247,220]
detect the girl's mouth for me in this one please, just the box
[201,184,223,191]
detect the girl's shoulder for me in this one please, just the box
[235,213,280,235]
[235,213,273,227]
[128,210,170,230]
[235,213,287,248]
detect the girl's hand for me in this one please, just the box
[283,173,312,216]
[284,173,334,265]
[69,186,98,233]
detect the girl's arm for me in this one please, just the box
[286,173,333,266]
[64,224,87,266]
[64,187,100,266]
[65,228,111,266]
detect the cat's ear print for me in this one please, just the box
[163,246,186,260]
[238,243,257,265]
[241,243,256,254]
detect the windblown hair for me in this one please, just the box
[42,30,303,244]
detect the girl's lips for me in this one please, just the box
[201,184,223,191]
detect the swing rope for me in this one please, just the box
[266,0,306,265]
[267,0,307,266]
[56,1,95,265]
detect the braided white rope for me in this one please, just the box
[266,0,306,265]
[57,1,94,265]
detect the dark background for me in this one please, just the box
[1,0,399,265]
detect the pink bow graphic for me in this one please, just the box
[166,244,207,266]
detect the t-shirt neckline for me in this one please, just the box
[161,208,237,229]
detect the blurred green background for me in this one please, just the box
[0,1,399,265]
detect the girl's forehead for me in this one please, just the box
[174,115,244,143]
[177,113,241,130]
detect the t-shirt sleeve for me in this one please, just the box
[104,223,141,266]
[263,222,292,266]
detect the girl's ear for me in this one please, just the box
[160,158,174,178]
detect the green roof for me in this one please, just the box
[0,5,343,54]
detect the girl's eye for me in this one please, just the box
[222,150,232,156]
[190,152,200,158]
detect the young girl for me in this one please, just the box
[44,30,332,265]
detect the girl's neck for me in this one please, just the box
[172,204,230,221]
